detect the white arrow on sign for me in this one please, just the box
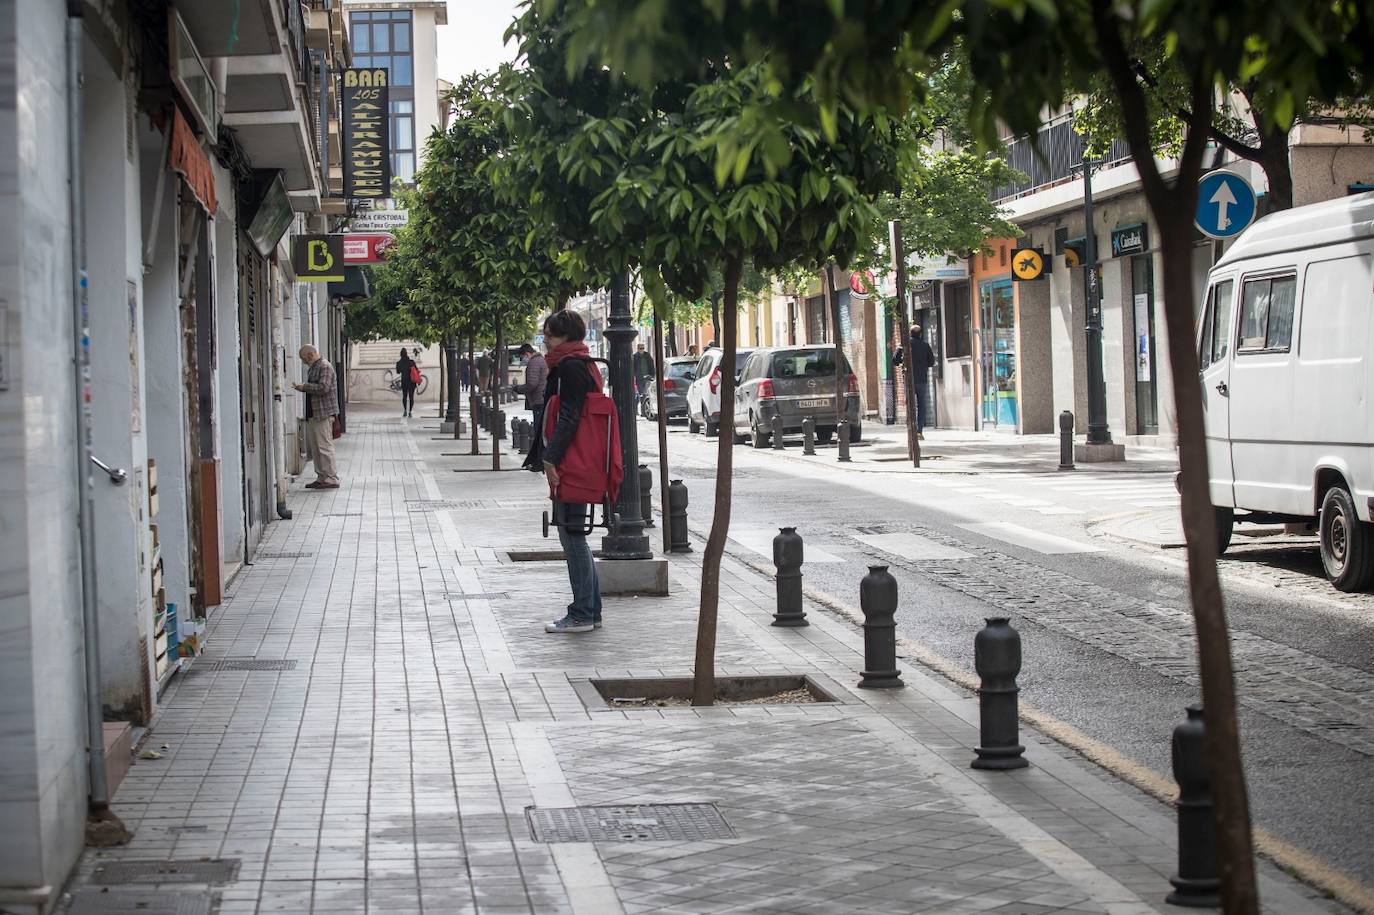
[1210,180,1237,231]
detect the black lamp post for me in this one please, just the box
[444,334,459,426]
[1081,153,1112,446]
[601,272,652,559]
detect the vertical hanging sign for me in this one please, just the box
[342,68,391,199]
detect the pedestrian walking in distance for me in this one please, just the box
[632,341,656,406]
[293,344,341,489]
[512,343,548,426]
[475,349,493,394]
[396,347,419,417]
[459,355,471,392]
[906,325,935,438]
[526,310,603,633]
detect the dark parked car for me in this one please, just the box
[639,356,698,421]
[731,346,862,448]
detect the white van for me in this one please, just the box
[1198,191,1374,590]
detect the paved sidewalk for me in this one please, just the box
[773,423,1179,475]
[67,404,1343,914]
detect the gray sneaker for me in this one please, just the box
[545,615,594,634]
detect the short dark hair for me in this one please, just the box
[518,343,535,355]
[543,309,586,341]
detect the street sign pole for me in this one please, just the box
[601,272,652,559]
[1082,153,1112,446]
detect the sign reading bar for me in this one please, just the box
[1110,223,1148,257]
[293,235,345,283]
[342,68,391,199]
[1010,247,1047,281]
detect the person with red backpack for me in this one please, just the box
[395,348,422,417]
[525,310,608,633]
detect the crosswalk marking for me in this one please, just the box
[960,521,1104,555]
[729,528,845,563]
[852,532,973,561]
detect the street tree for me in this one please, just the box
[504,3,901,705]
[545,1,1374,909]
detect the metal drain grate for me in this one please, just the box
[251,551,313,559]
[167,824,208,834]
[67,889,214,915]
[405,500,465,510]
[89,858,240,885]
[444,592,510,601]
[527,804,734,843]
[200,658,298,671]
[325,512,363,517]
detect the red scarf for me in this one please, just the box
[544,341,602,386]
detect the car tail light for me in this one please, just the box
[664,378,676,391]
[758,378,775,399]
[846,373,859,395]
[708,366,721,394]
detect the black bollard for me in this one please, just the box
[1167,705,1221,908]
[639,464,655,529]
[971,618,1028,770]
[520,419,532,453]
[802,416,816,455]
[838,420,852,463]
[495,408,506,440]
[1059,410,1075,472]
[858,566,903,688]
[667,479,692,553]
[772,527,807,626]
[771,414,786,450]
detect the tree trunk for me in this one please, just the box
[1157,208,1259,914]
[493,318,505,471]
[1257,126,1293,212]
[654,312,672,554]
[693,253,743,707]
[710,293,722,346]
[889,220,920,466]
[556,290,570,311]
[469,335,480,456]
[437,339,446,420]
[666,320,678,356]
[823,266,845,435]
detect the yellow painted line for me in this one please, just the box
[717,543,1374,915]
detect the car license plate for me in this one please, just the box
[799,399,828,409]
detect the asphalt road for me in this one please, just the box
[637,416,1374,893]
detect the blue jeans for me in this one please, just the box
[913,378,930,431]
[557,504,602,622]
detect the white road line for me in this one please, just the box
[729,528,845,562]
[1030,506,1085,516]
[960,521,1104,554]
[852,532,974,561]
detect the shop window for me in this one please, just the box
[943,282,972,358]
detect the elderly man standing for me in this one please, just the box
[292,344,341,489]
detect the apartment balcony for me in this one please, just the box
[993,117,1132,203]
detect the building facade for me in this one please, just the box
[0,1,350,910]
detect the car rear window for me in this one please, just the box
[771,349,846,378]
[667,361,695,378]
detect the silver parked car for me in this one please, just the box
[639,356,698,421]
[731,345,862,448]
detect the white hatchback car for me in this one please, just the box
[686,347,754,436]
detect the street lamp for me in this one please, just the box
[601,271,652,559]
[1080,152,1112,447]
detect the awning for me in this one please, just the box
[169,107,217,216]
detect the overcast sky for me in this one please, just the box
[437,1,524,82]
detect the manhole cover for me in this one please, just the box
[252,551,312,559]
[89,859,239,885]
[67,889,214,915]
[527,804,734,843]
[199,659,297,671]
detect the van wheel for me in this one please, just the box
[817,428,834,445]
[751,417,770,449]
[1319,486,1374,591]
[705,419,719,437]
[688,414,700,434]
[1214,506,1234,556]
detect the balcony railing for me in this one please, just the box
[993,117,1132,202]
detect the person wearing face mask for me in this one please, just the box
[524,310,603,633]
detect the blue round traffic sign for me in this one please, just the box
[1195,171,1257,239]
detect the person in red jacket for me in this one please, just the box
[532,310,603,633]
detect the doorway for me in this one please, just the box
[1131,255,1159,434]
[977,278,1018,428]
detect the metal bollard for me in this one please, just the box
[772,527,807,626]
[1059,410,1075,471]
[838,420,852,463]
[971,618,1028,770]
[802,416,816,455]
[771,414,786,450]
[1166,705,1221,907]
[639,464,655,529]
[667,479,692,553]
[495,409,506,440]
[520,419,532,453]
[858,565,903,688]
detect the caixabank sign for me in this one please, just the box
[342,68,392,199]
